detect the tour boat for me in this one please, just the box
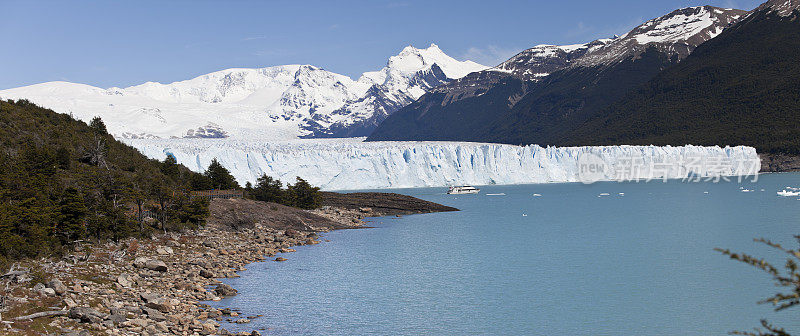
[447,186,480,194]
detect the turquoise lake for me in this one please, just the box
[210,173,800,335]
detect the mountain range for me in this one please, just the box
[369,0,800,156]
[3,0,798,156]
[0,45,486,140]
[367,5,746,143]
[562,0,800,154]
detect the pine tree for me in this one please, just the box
[203,159,239,190]
[89,116,107,134]
[253,174,284,203]
[160,154,180,179]
[57,188,89,243]
[285,177,322,209]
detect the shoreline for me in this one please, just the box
[0,195,456,335]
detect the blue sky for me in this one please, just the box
[0,0,764,90]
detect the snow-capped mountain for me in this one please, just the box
[368,6,747,143]
[306,45,484,137]
[0,44,486,140]
[754,0,800,16]
[491,40,612,80]
[491,6,744,77]
[575,6,745,66]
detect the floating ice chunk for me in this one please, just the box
[777,189,800,197]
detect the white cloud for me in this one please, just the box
[460,45,521,67]
[242,36,268,41]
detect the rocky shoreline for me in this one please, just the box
[759,153,800,172]
[0,195,457,335]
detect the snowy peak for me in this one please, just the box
[627,6,745,45]
[302,43,490,138]
[754,0,800,16]
[360,43,487,85]
[124,65,302,104]
[455,6,744,83]
[492,40,612,80]
[576,6,746,66]
[0,43,486,140]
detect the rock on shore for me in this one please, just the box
[0,194,456,335]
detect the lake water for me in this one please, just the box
[210,173,800,335]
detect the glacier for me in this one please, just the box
[124,139,760,191]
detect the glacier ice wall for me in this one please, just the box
[124,139,760,191]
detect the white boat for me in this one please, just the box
[448,186,480,194]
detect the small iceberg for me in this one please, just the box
[777,189,800,197]
[486,193,506,196]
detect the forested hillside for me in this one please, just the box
[0,99,210,268]
[562,7,800,153]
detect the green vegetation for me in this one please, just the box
[246,175,322,210]
[0,99,209,268]
[717,235,800,336]
[188,158,241,191]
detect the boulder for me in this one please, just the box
[68,306,105,323]
[35,283,56,296]
[133,257,149,268]
[214,283,237,297]
[145,299,172,312]
[133,257,168,272]
[142,307,166,321]
[156,246,174,255]
[146,259,168,272]
[199,269,215,278]
[63,297,78,308]
[46,279,67,295]
[107,313,127,324]
[117,273,133,287]
[140,292,160,303]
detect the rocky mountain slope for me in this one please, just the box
[367,6,745,143]
[0,45,486,140]
[562,0,800,154]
